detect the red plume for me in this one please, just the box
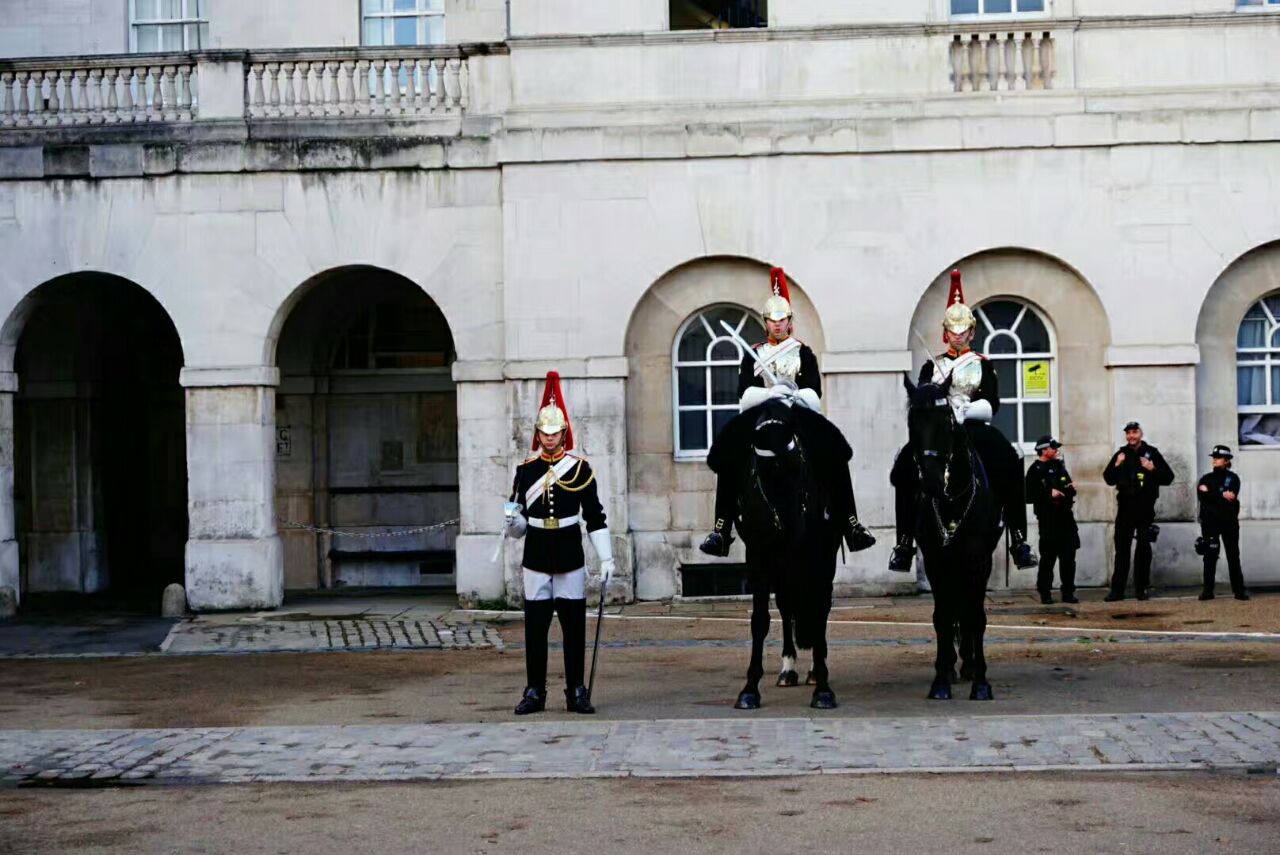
[947,269,965,307]
[769,267,791,303]
[532,370,574,451]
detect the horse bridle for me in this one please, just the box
[749,425,807,533]
[913,404,978,547]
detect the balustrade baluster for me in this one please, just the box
[15,71,30,127]
[1039,33,1055,90]
[343,60,358,116]
[1028,34,1043,89]
[295,62,310,117]
[265,62,280,117]
[85,68,102,123]
[69,69,86,124]
[321,61,337,116]
[43,71,59,126]
[160,66,176,121]
[281,62,296,118]
[985,35,1000,92]
[446,58,462,109]
[103,68,119,123]
[425,59,438,112]
[0,72,13,127]
[180,64,195,119]
[459,58,469,110]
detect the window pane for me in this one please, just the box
[1272,366,1280,401]
[394,0,417,10]
[988,334,1017,355]
[1238,317,1267,348]
[1017,311,1051,353]
[424,14,445,44]
[1240,413,1280,446]
[952,0,979,12]
[992,358,1016,396]
[393,16,417,45]
[677,368,706,406]
[161,23,182,48]
[701,306,745,339]
[712,409,736,440]
[363,18,384,45]
[1238,365,1266,405]
[679,411,707,452]
[678,322,711,362]
[1266,295,1280,320]
[159,0,180,18]
[1017,0,1045,10]
[136,25,160,51]
[979,300,1020,332]
[986,0,1013,11]
[425,0,445,10]
[710,340,739,362]
[993,402,1016,439]
[742,317,766,343]
[364,0,386,12]
[710,366,739,405]
[1023,402,1051,442]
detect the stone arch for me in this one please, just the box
[1195,240,1280,518]
[622,255,825,600]
[909,249,1113,521]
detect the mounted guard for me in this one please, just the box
[889,270,1037,573]
[503,372,615,716]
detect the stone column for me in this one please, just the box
[821,351,918,598]
[0,372,17,602]
[181,367,283,611]
[452,361,509,607]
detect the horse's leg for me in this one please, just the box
[736,583,770,710]
[957,621,974,682]
[775,585,800,688]
[969,556,994,701]
[927,560,956,700]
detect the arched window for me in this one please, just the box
[673,305,766,458]
[1236,294,1280,445]
[975,299,1056,454]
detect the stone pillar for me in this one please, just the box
[181,367,283,611]
[0,373,17,603]
[452,361,509,607]
[1106,346,1201,588]
[822,351,918,597]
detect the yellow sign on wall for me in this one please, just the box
[1023,361,1050,398]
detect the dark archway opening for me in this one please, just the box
[14,274,187,610]
[275,267,458,593]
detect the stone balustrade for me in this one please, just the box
[244,49,470,119]
[0,56,197,127]
[949,30,1056,93]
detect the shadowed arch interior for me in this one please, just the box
[12,273,187,605]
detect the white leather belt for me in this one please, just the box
[527,514,580,530]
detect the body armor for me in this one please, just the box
[929,350,983,419]
[755,338,802,383]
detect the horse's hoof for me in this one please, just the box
[959,662,975,682]
[927,679,952,701]
[810,689,838,710]
[734,691,761,710]
[805,670,817,686]
[776,670,800,688]
[970,682,994,701]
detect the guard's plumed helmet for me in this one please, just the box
[532,371,574,450]
[762,267,793,322]
[943,269,976,337]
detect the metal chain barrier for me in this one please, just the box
[276,517,460,538]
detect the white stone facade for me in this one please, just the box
[3,2,1280,608]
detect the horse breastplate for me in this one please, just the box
[755,339,802,384]
[932,351,983,418]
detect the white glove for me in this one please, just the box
[503,501,527,539]
[768,383,794,400]
[963,399,993,424]
[589,528,614,583]
[739,386,769,412]
[793,388,820,413]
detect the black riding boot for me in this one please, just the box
[556,598,594,714]
[700,476,736,557]
[889,447,917,571]
[515,599,554,715]
[830,465,875,552]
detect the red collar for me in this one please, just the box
[768,335,791,346]
[539,449,566,463]
[947,347,972,358]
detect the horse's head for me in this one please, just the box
[904,372,957,500]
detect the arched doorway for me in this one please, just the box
[273,267,459,592]
[10,273,187,606]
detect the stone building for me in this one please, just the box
[2,1,1280,610]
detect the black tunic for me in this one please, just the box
[737,340,822,399]
[1102,442,1175,510]
[1025,458,1077,521]
[1197,469,1242,532]
[509,453,607,574]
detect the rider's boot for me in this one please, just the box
[699,518,734,557]
[1010,531,1038,569]
[888,535,915,572]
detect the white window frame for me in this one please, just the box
[129,0,208,53]
[1234,294,1280,448]
[361,0,447,47]
[672,305,764,461]
[949,0,1051,20]
[974,299,1057,457]
[1237,0,1280,12]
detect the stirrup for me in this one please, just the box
[888,541,915,572]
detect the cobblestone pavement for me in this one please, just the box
[158,617,504,655]
[3,711,1277,786]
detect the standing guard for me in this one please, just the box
[1024,435,1079,604]
[1196,444,1249,601]
[700,267,874,557]
[889,271,1036,572]
[504,372,615,715]
[1102,421,1175,601]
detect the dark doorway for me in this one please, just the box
[14,274,187,609]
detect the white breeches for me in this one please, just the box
[522,567,586,601]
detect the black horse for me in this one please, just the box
[903,374,1000,701]
[706,398,846,711]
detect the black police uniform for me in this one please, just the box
[1025,456,1079,602]
[1102,442,1174,599]
[889,357,1035,569]
[1197,465,1247,600]
[509,451,607,713]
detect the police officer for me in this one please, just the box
[1102,421,1174,601]
[701,267,874,556]
[1196,445,1249,601]
[1024,435,1079,605]
[504,372,614,715]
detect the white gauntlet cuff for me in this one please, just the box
[588,527,613,562]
